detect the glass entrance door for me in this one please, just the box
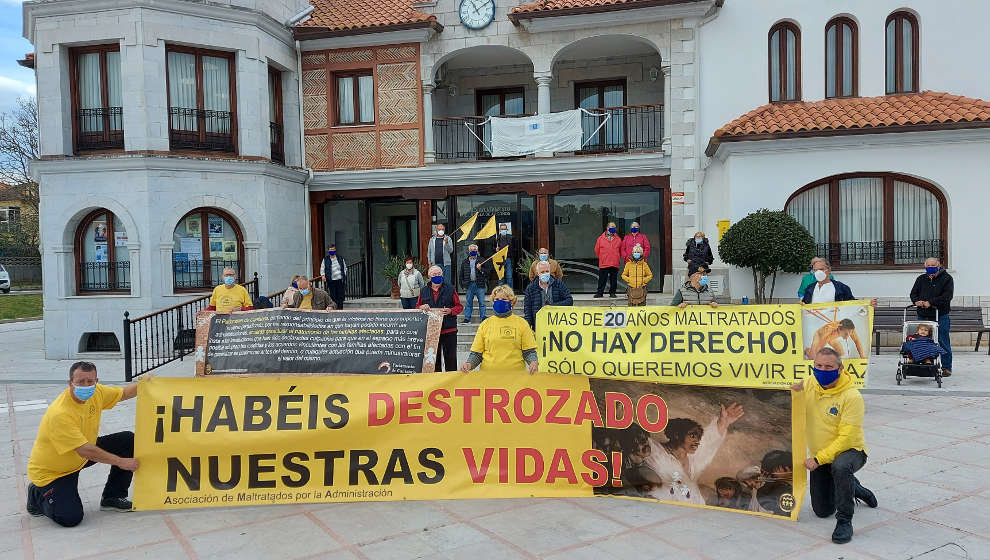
[453,194,535,292]
[551,187,663,293]
[370,200,418,296]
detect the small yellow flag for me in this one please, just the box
[490,244,510,280]
[455,212,479,242]
[474,215,497,240]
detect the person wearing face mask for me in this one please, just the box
[461,285,539,374]
[528,248,563,281]
[26,362,140,526]
[281,275,304,309]
[593,221,623,298]
[524,260,573,329]
[417,265,463,372]
[791,347,877,544]
[798,257,828,298]
[320,244,347,310]
[621,221,651,264]
[398,256,426,310]
[459,244,489,323]
[671,263,718,308]
[427,224,454,281]
[495,223,514,287]
[285,277,333,310]
[621,243,653,306]
[801,259,877,307]
[683,231,714,271]
[205,267,254,312]
[909,257,954,376]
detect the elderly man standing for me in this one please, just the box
[524,260,574,329]
[799,257,827,298]
[460,243,489,323]
[206,268,254,312]
[802,260,877,307]
[26,362,139,526]
[910,257,954,376]
[528,248,563,281]
[791,348,878,544]
[320,244,347,310]
[428,224,454,281]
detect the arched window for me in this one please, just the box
[826,17,857,98]
[785,174,946,267]
[172,208,243,291]
[886,11,919,94]
[74,209,130,293]
[769,22,801,102]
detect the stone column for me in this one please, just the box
[535,73,553,157]
[423,83,436,163]
[661,65,672,153]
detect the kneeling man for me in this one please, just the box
[792,347,877,543]
[26,362,139,526]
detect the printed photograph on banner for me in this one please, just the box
[589,379,803,520]
[800,301,873,386]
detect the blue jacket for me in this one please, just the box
[802,278,855,303]
[524,277,574,328]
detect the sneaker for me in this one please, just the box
[99,497,134,512]
[855,485,878,508]
[593,294,603,299]
[831,520,853,544]
[462,318,471,324]
[25,484,42,516]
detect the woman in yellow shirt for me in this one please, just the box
[460,285,538,374]
[621,243,653,306]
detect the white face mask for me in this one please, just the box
[436,230,444,236]
[405,263,413,270]
[814,269,828,282]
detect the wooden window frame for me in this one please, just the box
[68,44,123,153]
[573,79,628,152]
[825,17,858,99]
[73,209,129,294]
[886,11,920,94]
[172,208,245,293]
[475,86,527,117]
[785,173,947,269]
[164,45,238,153]
[333,70,375,126]
[768,22,802,103]
[268,67,284,164]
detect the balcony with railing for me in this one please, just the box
[270,122,284,164]
[168,107,235,152]
[78,261,131,292]
[817,239,946,267]
[76,107,123,151]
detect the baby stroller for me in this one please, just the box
[896,305,945,388]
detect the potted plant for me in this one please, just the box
[517,251,536,281]
[380,255,406,299]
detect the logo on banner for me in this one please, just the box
[779,493,796,513]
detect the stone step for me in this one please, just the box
[343,293,674,310]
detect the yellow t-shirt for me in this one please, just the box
[470,314,537,373]
[27,385,124,486]
[210,284,253,313]
[299,292,314,310]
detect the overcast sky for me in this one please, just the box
[0,1,37,115]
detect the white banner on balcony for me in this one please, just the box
[488,109,587,157]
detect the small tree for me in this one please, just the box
[719,209,815,303]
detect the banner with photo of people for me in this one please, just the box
[133,372,806,520]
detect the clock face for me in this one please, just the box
[458,0,495,30]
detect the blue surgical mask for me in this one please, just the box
[291,282,298,289]
[699,276,709,287]
[469,251,478,257]
[608,227,616,234]
[695,237,703,244]
[539,254,548,261]
[633,252,642,260]
[812,366,840,387]
[328,250,336,256]
[431,276,443,285]
[539,272,551,283]
[223,276,236,285]
[493,299,512,315]
[630,227,639,233]
[300,289,310,296]
[73,385,96,401]
[925,266,939,275]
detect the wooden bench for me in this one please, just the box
[873,307,907,355]
[874,306,990,355]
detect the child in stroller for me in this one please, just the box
[897,310,946,387]
[902,323,935,364]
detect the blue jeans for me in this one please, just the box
[464,282,486,320]
[441,265,452,283]
[919,312,952,371]
[498,257,513,286]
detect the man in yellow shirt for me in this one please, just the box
[26,362,139,527]
[461,285,538,374]
[206,267,254,313]
[791,347,877,544]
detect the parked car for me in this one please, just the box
[0,264,9,293]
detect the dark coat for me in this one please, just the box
[459,257,489,288]
[683,238,714,266]
[802,279,855,304]
[524,277,574,328]
[909,269,954,319]
[286,287,333,310]
[418,282,460,332]
[322,254,346,282]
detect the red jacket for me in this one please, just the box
[594,232,623,269]
[621,232,652,262]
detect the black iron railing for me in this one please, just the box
[345,260,365,297]
[433,116,491,161]
[77,107,123,150]
[173,259,240,290]
[123,272,259,380]
[168,107,235,152]
[817,239,945,266]
[270,122,284,164]
[78,261,130,291]
[577,104,663,154]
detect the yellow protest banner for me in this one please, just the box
[800,300,873,387]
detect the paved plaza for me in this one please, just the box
[1,320,988,560]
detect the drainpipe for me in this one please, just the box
[295,36,315,277]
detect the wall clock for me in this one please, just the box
[458,0,495,30]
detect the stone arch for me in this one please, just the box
[55,196,141,249]
[546,33,665,75]
[158,195,260,246]
[427,44,536,84]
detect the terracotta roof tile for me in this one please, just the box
[300,0,436,33]
[706,91,990,155]
[511,0,660,16]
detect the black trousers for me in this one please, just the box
[596,267,618,296]
[436,331,458,372]
[810,448,868,523]
[328,279,345,310]
[28,431,134,527]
